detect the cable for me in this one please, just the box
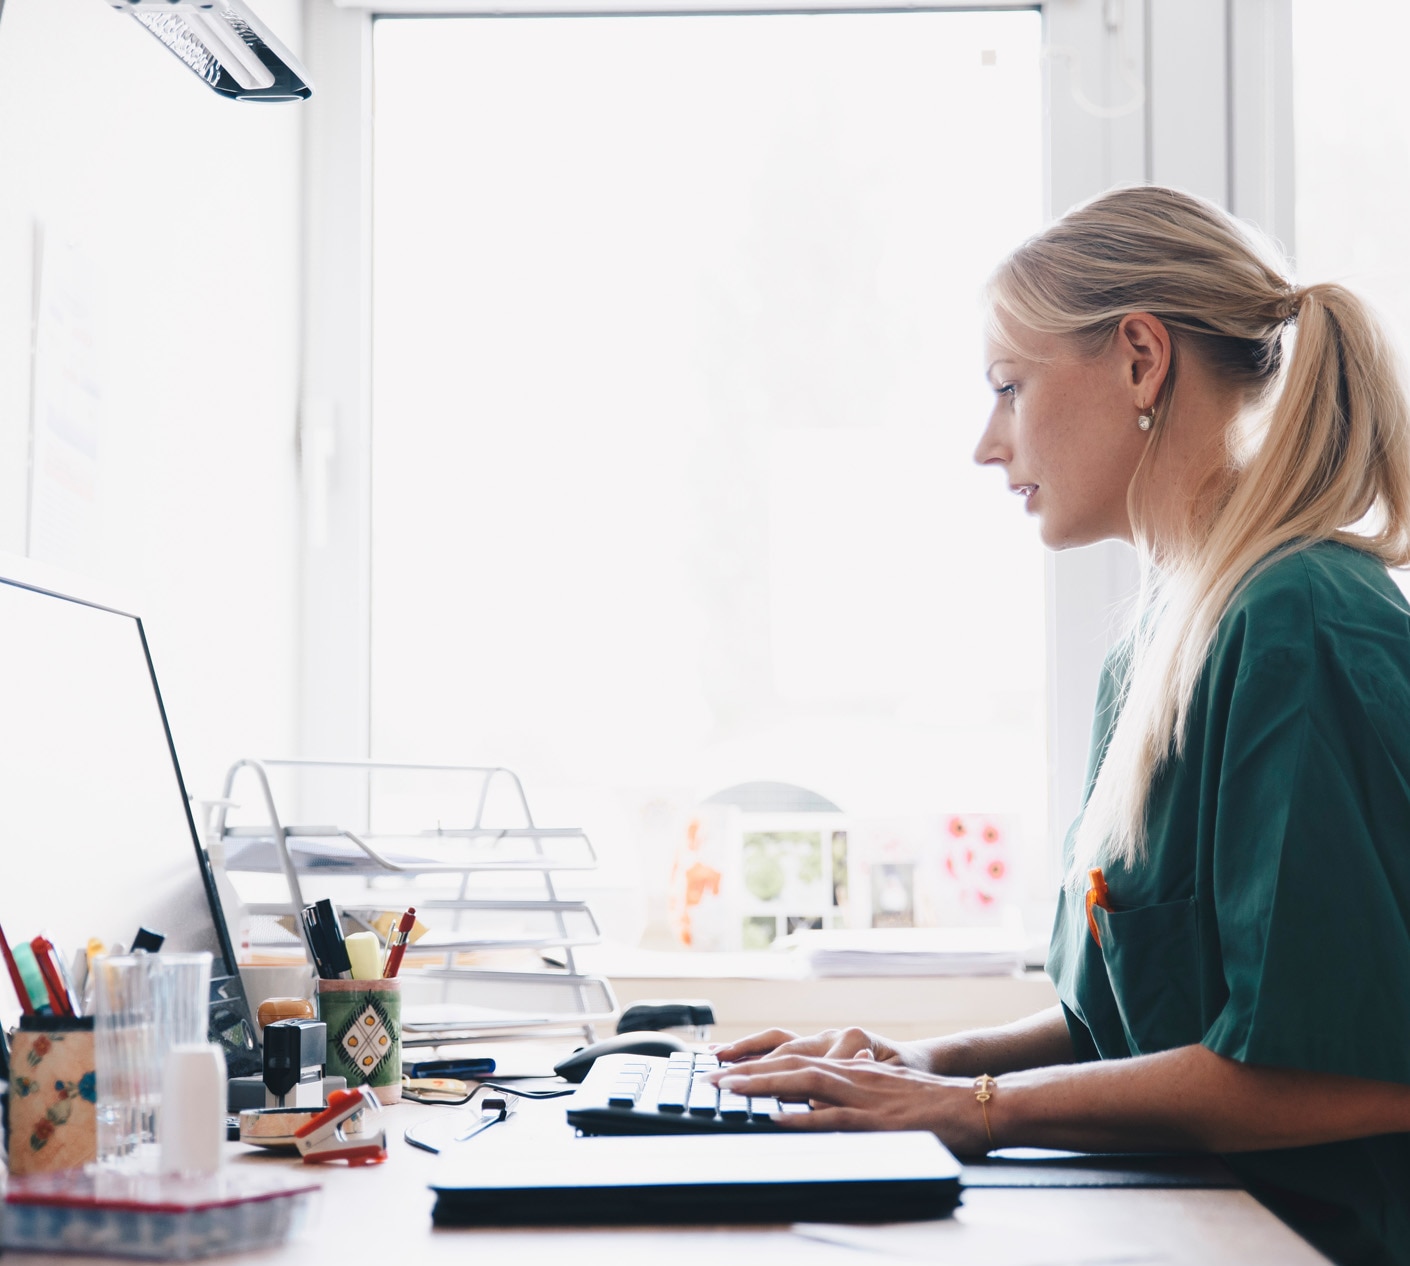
[478,1081,575,1100]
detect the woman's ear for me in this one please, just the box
[1117,312,1173,409]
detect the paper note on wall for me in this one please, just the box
[849,815,1018,927]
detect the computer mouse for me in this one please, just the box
[553,1031,691,1083]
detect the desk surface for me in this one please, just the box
[4,1090,1331,1266]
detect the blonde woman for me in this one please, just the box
[711,186,1410,1266]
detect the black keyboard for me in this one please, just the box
[566,1052,814,1136]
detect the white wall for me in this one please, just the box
[0,0,304,804]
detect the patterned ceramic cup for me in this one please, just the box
[7,1016,98,1175]
[317,979,401,1105]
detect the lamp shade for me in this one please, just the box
[105,0,311,101]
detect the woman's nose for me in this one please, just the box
[973,409,1011,467]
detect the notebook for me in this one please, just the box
[429,1130,962,1225]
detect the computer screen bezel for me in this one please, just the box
[0,557,259,1079]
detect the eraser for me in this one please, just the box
[345,932,382,981]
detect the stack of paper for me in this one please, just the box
[792,927,1025,977]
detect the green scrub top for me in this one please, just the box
[1047,541,1410,1266]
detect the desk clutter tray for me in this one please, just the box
[2,1169,320,1260]
[207,759,616,1046]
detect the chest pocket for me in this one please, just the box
[1092,896,1203,1056]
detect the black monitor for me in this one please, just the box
[0,562,258,1079]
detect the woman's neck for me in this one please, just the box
[1134,366,1244,563]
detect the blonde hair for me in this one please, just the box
[986,186,1410,879]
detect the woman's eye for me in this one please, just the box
[995,383,1016,399]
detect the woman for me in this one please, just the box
[709,186,1410,1266]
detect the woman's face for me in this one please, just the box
[974,323,1154,549]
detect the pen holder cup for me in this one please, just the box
[317,979,401,1105]
[7,1017,98,1176]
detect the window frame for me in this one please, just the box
[296,0,1294,902]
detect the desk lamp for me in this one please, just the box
[101,0,311,101]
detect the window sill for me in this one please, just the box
[579,945,1058,1043]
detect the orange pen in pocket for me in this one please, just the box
[1085,868,1114,945]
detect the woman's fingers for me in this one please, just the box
[714,1026,895,1065]
[821,1027,878,1060]
[769,1105,874,1132]
[716,1066,850,1106]
[714,1055,969,1141]
[774,1032,851,1060]
[716,1055,906,1107]
[712,1028,800,1063]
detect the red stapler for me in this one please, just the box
[293,1086,387,1165]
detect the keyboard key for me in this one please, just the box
[718,1095,750,1120]
[779,1101,812,1114]
[569,1052,819,1135]
[687,1084,719,1116]
[656,1079,690,1110]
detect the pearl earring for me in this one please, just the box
[1137,413,1153,432]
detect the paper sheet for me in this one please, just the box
[792,1219,1168,1265]
[28,227,105,575]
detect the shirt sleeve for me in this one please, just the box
[1201,646,1410,1086]
[1060,1002,1102,1063]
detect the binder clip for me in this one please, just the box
[293,1086,387,1165]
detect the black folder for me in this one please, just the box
[430,1131,962,1226]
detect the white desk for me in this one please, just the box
[4,1088,1331,1266]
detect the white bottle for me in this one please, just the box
[160,1044,228,1176]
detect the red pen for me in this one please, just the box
[30,936,75,1017]
[382,908,416,979]
[0,920,34,1016]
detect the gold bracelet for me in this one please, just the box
[973,1074,997,1149]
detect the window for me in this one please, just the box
[1292,1,1410,348]
[1292,0,1410,600]
[369,11,1046,937]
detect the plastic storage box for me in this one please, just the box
[2,1168,319,1260]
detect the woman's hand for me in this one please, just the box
[708,1054,993,1155]
[713,1027,927,1070]
[713,1043,1410,1159]
[713,1007,1076,1078]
